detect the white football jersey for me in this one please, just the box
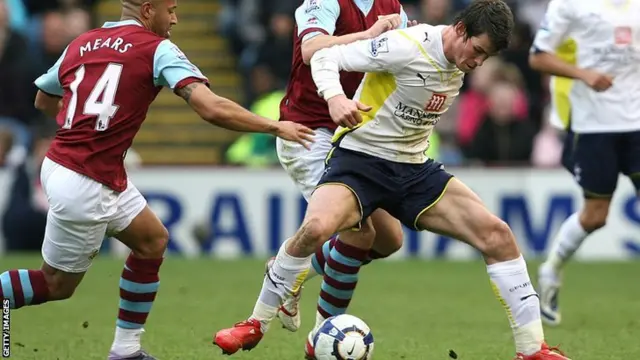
[533,0,640,133]
[311,24,464,164]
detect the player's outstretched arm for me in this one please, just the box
[34,91,62,118]
[176,82,315,148]
[154,40,315,148]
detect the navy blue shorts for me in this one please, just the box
[316,147,454,230]
[563,129,640,197]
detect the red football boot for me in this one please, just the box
[213,319,264,355]
[515,343,571,360]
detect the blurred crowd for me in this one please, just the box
[0,0,97,252]
[0,0,97,166]
[218,0,566,169]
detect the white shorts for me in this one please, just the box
[276,128,334,200]
[40,157,147,273]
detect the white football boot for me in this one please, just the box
[538,262,562,326]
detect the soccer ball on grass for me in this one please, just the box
[311,314,374,360]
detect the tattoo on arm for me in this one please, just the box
[176,82,200,103]
[267,122,279,135]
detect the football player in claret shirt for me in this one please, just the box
[0,1,313,359]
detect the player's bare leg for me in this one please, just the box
[213,184,362,355]
[538,197,609,326]
[367,209,404,261]
[108,206,169,360]
[416,178,569,359]
[273,135,404,333]
[274,209,402,333]
[304,211,403,282]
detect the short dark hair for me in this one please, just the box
[453,0,514,52]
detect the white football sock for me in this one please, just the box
[110,327,143,356]
[487,255,544,355]
[251,239,312,333]
[546,213,589,272]
[271,257,319,285]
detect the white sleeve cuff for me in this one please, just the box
[319,86,345,101]
[310,47,345,101]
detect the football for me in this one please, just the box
[311,314,374,360]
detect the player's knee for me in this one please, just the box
[477,218,519,261]
[135,225,169,259]
[294,216,334,254]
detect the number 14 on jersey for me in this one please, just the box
[64,63,123,131]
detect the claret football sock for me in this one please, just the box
[110,254,163,357]
[310,236,338,278]
[316,239,368,328]
[310,236,389,278]
[0,269,49,309]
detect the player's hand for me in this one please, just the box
[327,95,372,129]
[580,69,614,92]
[408,20,419,27]
[274,121,316,150]
[366,14,402,38]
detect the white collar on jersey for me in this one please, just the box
[102,19,143,28]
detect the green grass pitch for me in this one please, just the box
[2,255,640,359]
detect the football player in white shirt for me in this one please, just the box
[529,0,640,327]
[218,1,569,359]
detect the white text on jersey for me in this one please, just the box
[80,37,133,57]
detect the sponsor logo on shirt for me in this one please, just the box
[394,102,440,126]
